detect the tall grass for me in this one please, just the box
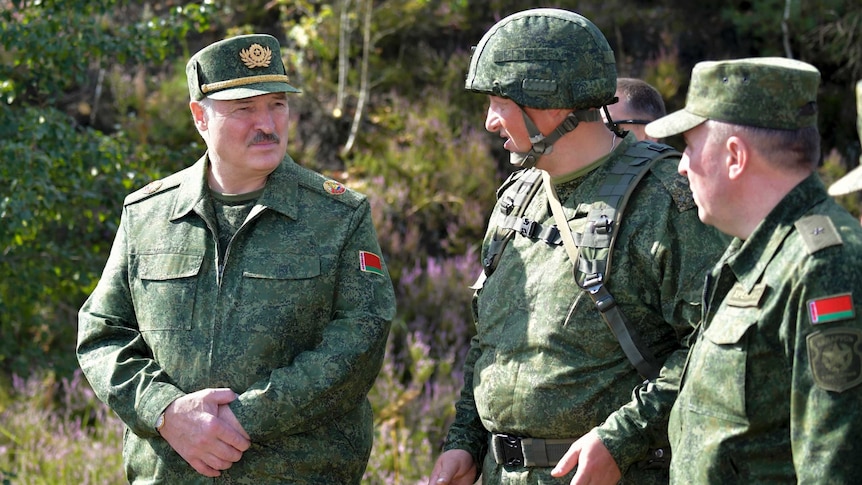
[0,371,125,484]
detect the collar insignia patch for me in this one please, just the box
[323,180,346,195]
[726,282,767,308]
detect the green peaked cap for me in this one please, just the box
[186,34,300,101]
[647,57,820,139]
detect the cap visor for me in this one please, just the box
[207,82,301,100]
[828,162,862,196]
[645,109,707,139]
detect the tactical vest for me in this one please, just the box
[481,141,681,380]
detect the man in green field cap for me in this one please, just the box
[828,80,862,223]
[77,34,395,484]
[429,8,727,485]
[646,58,862,483]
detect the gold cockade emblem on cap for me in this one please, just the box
[240,43,272,69]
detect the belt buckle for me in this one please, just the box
[493,433,524,467]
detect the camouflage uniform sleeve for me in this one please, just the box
[595,162,728,472]
[442,331,489,468]
[230,198,395,439]
[791,246,862,482]
[76,209,186,436]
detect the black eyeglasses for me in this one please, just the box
[613,119,651,125]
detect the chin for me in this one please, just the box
[252,149,287,164]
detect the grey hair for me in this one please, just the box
[708,120,820,171]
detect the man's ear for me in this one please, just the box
[189,100,207,131]
[725,135,748,181]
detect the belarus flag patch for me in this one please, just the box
[359,250,385,276]
[808,293,855,325]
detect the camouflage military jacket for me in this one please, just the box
[670,174,862,484]
[443,134,727,483]
[77,154,395,484]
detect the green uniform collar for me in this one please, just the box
[723,173,829,292]
[170,153,300,222]
[551,131,635,185]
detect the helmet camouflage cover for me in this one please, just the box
[465,8,617,110]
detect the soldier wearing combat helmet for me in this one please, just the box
[647,58,862,483]
[429,8,726,485]
[77,34,395,483]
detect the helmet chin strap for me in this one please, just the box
[511,107,602,169]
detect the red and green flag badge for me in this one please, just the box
[359,250,385,276]
[808,293,855,325]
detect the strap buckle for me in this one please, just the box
[491,433,524,467]
[588,215,613,235]
[582,273,604,294]
[519,218,539,238]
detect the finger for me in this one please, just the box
[202,450,238,471]
[216,422,251,453]
[551,446,580,477]
[201,441,242,470]
[429,460,450,484]
[190,458,222,478]
[219,403,251,441]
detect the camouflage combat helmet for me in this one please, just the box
[465,9,617,168]
[465,8,617,110]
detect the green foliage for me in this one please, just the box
[365,331,460,483]
[0,1,216,376]
[347,89,496,272]
[1,0,861,482]
[0,0,215,105]
[0,103,129,376]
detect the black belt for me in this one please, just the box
[491,433,575,467]
[491,433,670,470]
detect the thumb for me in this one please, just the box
[430,458,460,484]
[205,388,240,405]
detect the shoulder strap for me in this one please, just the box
[543,142,679,380]
[481,168,544,277]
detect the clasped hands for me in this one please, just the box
[158,388,251,477]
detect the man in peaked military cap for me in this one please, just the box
[646,58,862,483]
[828,80,862,223]
[429,8,726,485]
[77,34,395,484]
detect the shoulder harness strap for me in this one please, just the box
[482,168,544,276]
[550,141,680,380]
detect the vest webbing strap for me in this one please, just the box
[482,169,543,275]
[542,167,661,381]
[542,143,680,380]
[482,141,680,380]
